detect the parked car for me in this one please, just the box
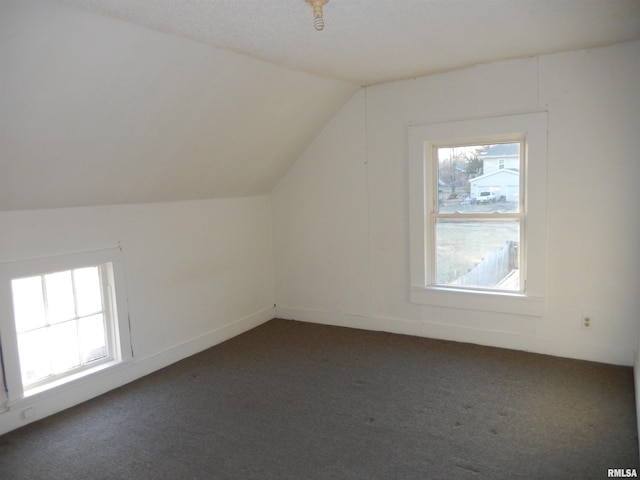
[475,191,496,203]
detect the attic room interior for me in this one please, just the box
[1,0,640,477]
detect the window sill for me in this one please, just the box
[5,358,132,409]
[410,286,545,317]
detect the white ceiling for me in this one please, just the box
[59,0,640,86]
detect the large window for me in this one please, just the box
[408,113,547,316]
[0,249,132,402]
[433,141,522,291]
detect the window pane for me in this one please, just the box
[50,322,80,373]
[79,314,107,363]
[74,267,103,317]
[437,143,520,214]
[7,256,125,395]
[45,271,76,323]
[11,276,46,333]
[17,329,52,385]
[435,221,520,291]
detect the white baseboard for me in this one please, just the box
[130,306,275,380]
[276,306,534,351]
[276,306,423,337]
[0,306,275,436]
[276,305,634,366]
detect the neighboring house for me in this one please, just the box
[438,179,445,203]
[470,168,520,201]
[478,143,520,175]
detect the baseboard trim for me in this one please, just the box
[0,306,276,436]
[131,306,275,380]
[276,305,634,366]
[276,306,423,337]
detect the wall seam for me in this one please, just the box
[364,87,374,318]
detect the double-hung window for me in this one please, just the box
[0,248,132,403]
[432,140,523,291]
[409,113,547,316]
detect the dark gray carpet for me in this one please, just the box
[0,319,637,479]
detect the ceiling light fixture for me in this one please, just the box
[306,0,329,31]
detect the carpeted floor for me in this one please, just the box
[0,318,637,479]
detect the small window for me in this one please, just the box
[11,265,112,390]
[0,248,132,401]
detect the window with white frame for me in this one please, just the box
[408,113,547,316]
[0,249,132,402]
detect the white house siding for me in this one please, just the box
[483,157,519,174]
[470,170,519,201]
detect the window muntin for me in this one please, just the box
[431,141,523,292]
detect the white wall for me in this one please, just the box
[272,41,640,366]
[0,195,275,434]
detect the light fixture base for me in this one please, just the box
[305,0,329,31]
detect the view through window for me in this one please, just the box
[433,142,522,291]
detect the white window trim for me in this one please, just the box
[408,112,547,317]
[0,248,133,405]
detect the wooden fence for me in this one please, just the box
[452,240,518,288]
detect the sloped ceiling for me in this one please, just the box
[0,1,358,211]
[1,0,639,211]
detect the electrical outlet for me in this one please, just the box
[582,315,592,330]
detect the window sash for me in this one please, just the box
[427,140,525,292]
[12,264,115,391]
[0,248,132,403]
[429,217,523,292]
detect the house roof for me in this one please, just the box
[478,143,521,160]
[470,169,519,183]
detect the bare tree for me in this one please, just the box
[439,148,471,198]
[465,146,489,179]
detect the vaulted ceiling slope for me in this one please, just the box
[0,1,358,211]
[2,1,639,211]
